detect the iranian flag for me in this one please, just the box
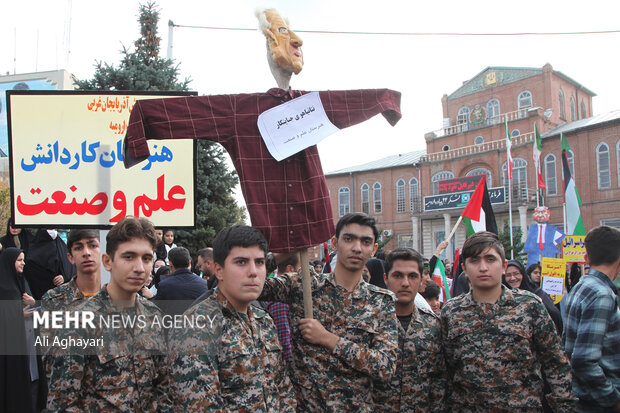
[462,177,498,237]
[533,124,546,189]
[505,118,513,179]
[432,259,452,303]
[561,134,586,235]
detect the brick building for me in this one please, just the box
[325,64,620,259]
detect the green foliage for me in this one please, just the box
[499,218,525,261]
[74,1,246,254]
[0,181,11,229]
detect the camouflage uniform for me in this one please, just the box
[46,285,172,412]
[41,275,89,312]
[259,271,399,412]
[169,289,296,412]
[440,285,577,412]
[373,305,446,412]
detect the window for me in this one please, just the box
[396,179,405,213]
[600,218,620,229]
[442,145,450,151]
[409,178,419,212]
[597,142,611,188]
[487,99,500,125]
[581,101,587,119]
[511,129,520,137]
[559,90,566,120]
[360,183,369,214]
[567,150,575,178]
[544,154,557,196]
[474,135,484,145]
[373,182,382,213]
[457,107,469,125]
[502,158,528,199]
[518,90,532,113]
[570,96,576,121]
[466,168,492,187]
[432,171,455,194]
[338,187,350,217]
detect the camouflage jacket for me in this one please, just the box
[46,286,172,412]
[440,285,577,412]
[41,276,88,312]
[260,271,399,412]
[373,305,446,413]
[169,290,296,413]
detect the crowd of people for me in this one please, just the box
[0,213,618,412]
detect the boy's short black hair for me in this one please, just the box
[585,226,620,266]
[461,231,505,264]
[384,247,424,276]
[212,225,268,267]
[106,216,157,258]
[335,212,379,242]
[67,229,100,252]
[420,280,441,300]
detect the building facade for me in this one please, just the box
[325,64,620,258]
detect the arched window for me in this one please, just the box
[432,171,455,194]
[511,129,521,137]
[409,178,419,212]
[581,101,587,119]
[360,183,369,214]
[373,182,382,213]
[544,154,557,196]
[518,90,532,110]
[570,96,576,121]
[597,143,611,188]
[338,187,350,217]
[396,179,406,213]
[466,168,492,187]
[474,136,484,145]
[457,107,469,125]
[503,158,528,199]
[567,150,575,178]
[487,99,500,125]
[559,90,566,120]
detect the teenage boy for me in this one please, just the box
[41,229,101,311]
[563,226,620,412]
[169,225,296,412]
[46,216,171,412]
[440,231,576,412]
[374,247,446,412]
[259,212,398,412]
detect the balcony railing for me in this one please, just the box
[421,131,534,163]
[431,108,531,138]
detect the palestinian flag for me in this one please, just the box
[462,177,498,237]
[533,124,546,189]
[561,134,586,235]
[432,259,452,303]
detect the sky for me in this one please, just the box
[2,0,620,192]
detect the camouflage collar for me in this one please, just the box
[324,272,369,298]
[68,275,85,299]
[214,289,255,319]
[93,284,145,315]
[461,284,516,307]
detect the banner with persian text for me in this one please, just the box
[7,91,196,228]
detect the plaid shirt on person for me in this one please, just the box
[563,269,620,410]
[123,88,401,252]
[263,301,293,361]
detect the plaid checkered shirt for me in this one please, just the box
[123,88,401,252]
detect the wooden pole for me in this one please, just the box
[299,249,313,319]
[446,215,463,244]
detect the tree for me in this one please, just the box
[499,218,524,261]
[74,1,246,254]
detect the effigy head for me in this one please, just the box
[533,206,550,223]
[256,8,304,75]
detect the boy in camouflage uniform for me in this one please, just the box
[440,231,576,412]
[41,229,101,313]
[46,217,172,412]
[169,225,296,412]
[373,247,446,412]
[259,212,399,412]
